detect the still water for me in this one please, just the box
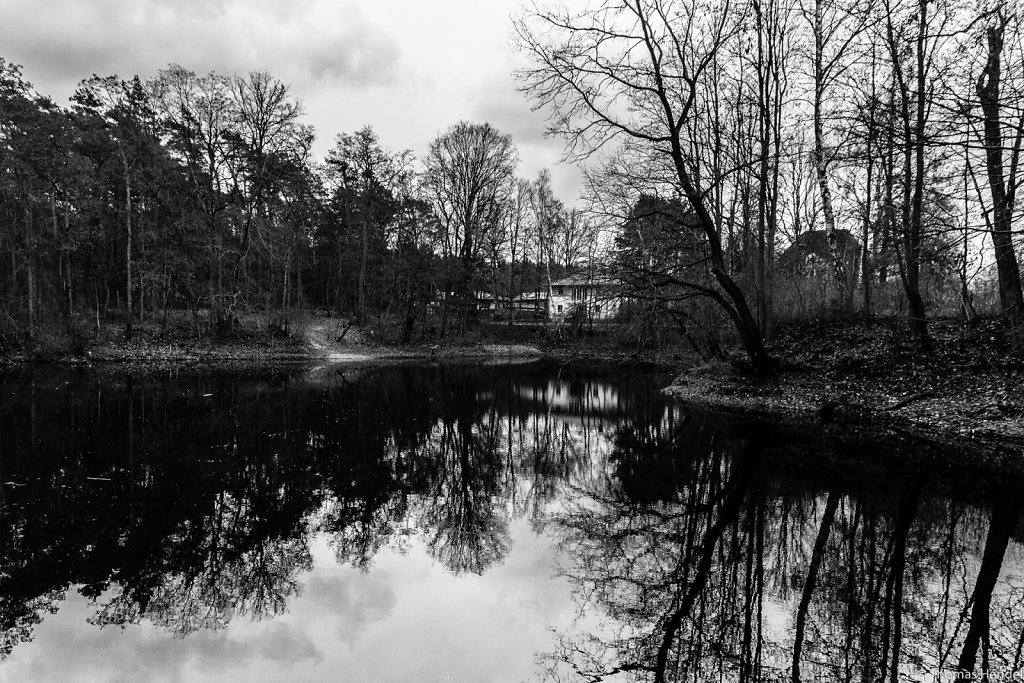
[0,361,1022,682]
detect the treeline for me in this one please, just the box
[0,60,596,345]
[517,0,1024,369]
[8,0,1024,363]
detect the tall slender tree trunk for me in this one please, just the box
[208,212,216,335]
[883,0,930,346]
[812,0,848,312]
[755,0,770,329]
[976,16,1024,328]
[906,0,930,347]
[282,257,291,332]
[864,50,878,321]
[653,457,755,682]
[959,492,1022,672]
[24,195,35,339]
[767,42,783,336]
[124,156,133,340]
[792,491,840,682]
[358,203,368,325]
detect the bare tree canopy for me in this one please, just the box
[515,0,778,373]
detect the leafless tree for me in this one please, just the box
[423,121,518,332]
[516,0,778,372]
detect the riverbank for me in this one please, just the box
[12,314,1019,456]
[0,323,548,367]
[0,314,691,368]
[666,316,1024,453]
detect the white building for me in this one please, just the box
[549,276,621,321]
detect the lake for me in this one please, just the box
[0,361,1022,682]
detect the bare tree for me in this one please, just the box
[801,0,869,311]
[228,71,305,277]
[529,169,563,307]
[877,0,950,347]
[516,0,778,373]
[150,66,236,332]
[423,121,518,332]
[972,10,1024,328]
[503,178,532,324]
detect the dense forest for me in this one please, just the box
[3,0,1024,367]
[0,62,593,346]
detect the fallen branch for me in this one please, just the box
[335,319,355,342]
[885,391,934,412]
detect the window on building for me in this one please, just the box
[557,286,564,296]
[557,304,563,313]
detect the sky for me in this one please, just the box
[0,0,584,203]
[2,524,586,682]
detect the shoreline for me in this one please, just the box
[665,318,1024,456]
[665,370,1024,456]
[0,321,684,369]
[0,341,550,367]
[5,316,1022,458]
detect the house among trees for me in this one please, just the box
[549,276,622,320]
[472,291,499,311]
[507,290,548,319]
[471,280,623,322]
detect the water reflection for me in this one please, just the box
[0,362,1022,681]
[545,417,1024,682]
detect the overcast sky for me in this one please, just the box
[0,0,584,203]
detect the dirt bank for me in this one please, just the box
[666,317,1024,454]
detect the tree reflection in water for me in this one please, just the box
[0,362,1023,681]
[544,414,1024,682]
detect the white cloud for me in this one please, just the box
[0,0,587,204]
[2,0,400,94]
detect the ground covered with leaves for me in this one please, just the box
[667,316,1024,452]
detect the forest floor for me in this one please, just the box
[667,316,1024,454]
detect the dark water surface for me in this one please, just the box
[0,361,1023,682]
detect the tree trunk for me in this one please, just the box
[673,147,777,374]
[653,457,755,682]
[358,204,368,325]
[792,491,840,682]
[124,156,133,340]
[24,189,35,339]
[959,491,1022,672]
[976,16,1024,328]
[812,0,849,312]
[906,0,930,348]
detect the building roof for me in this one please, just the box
[513,291,547,300]
[549,275,617,287]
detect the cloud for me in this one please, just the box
[0,0,400,99]
[303,571,397,644]
[1,593,322,682]
[0,0,584,205]
[467,70,584,203]
[471,73,549,147]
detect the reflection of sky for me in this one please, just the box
[1,520,576,682]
